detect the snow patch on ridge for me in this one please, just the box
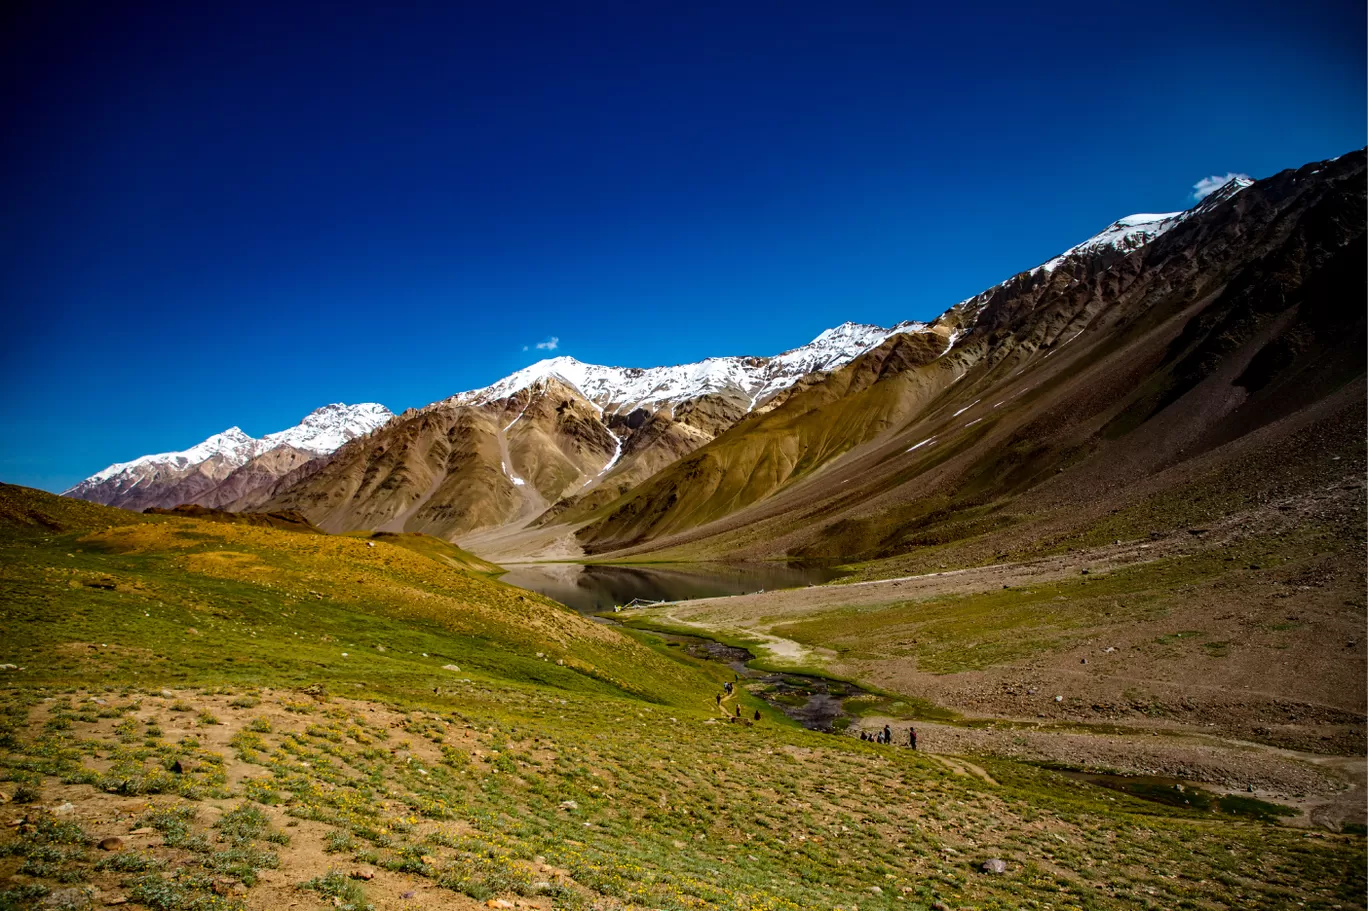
[597,430,624,477]
[448,321,934,413]
[66,404,393,496]
[1032,177,1254,276]
[501,461,527,487]
[1035,212,1184,274]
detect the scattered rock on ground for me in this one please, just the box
[980,858,1008,874]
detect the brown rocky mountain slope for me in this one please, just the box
[76,152,1363,567]
[573,151,1365,560]
[255,363,848,539]
[195,444,319,509]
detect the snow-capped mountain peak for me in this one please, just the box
[1193,175,1255,208]
[65,404,393,497]
[263,402,394,453]
[446,321,936,414]
[1035,176,1254,275]
[1035,211,1184,274]
[77,426,262,487]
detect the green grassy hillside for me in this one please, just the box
[0,484,1362,910]
[0,483,708,708]
[351,531,504,575]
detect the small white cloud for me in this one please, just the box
[522,345,529,351]
[1192,172,1251,201]
[534,336,560,351]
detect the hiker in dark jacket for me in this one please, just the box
[908,726,918,750]
[883,724,892,744]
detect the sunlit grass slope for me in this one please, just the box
[346,530,504,575]
[0,483,709,708]
[0,483,1363,910]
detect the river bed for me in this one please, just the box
[627,626,868,733]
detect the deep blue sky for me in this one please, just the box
[3,0,1363,492]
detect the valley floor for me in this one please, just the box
[617,485,1368,837]
[3,685,1365,911]
[1,481,1363,909]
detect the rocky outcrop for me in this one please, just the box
[196,445,319,509]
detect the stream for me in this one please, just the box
[626,626,869,733]
[509,565,1294,818]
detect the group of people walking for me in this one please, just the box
[860,723,917,749]
[717,678,761,722]
[715,679,919,749]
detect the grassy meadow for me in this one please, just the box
[0,484,1363,910]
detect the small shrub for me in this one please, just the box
[206,845,279,885]
[324,829,357,854]
[96,851,164,873]
[0,885,51,909]
[12,782,41,804]
[300,870,373,911]
[128,874,188,911]
[136,804,197,839]
[216,804,271,846]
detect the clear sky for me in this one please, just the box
[3,0,1364,492]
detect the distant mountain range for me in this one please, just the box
[65,152,1365,566]
[63,403,393,512]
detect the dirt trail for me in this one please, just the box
[927,754,1000,786]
